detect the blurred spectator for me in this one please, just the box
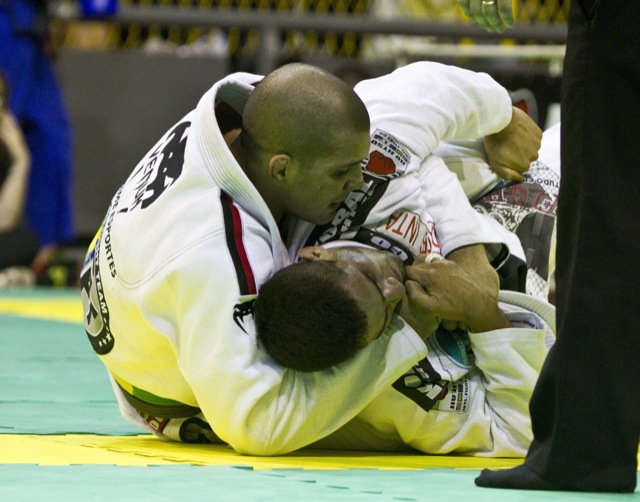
[0,73,38,286]
[0,0,76,272]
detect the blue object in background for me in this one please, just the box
[80,0,118,18]
[0,0,75,247]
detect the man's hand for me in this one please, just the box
[483,106,542,182]
[397,293,441,341]
[458,0,515,33]
[404,258,510,333]
[446,245,499,301]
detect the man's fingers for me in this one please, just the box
[405,279,425,297]
[483,0,515,32]
[441,319,459,331]
[481,0,505,32]
[468,0,493,31]
[458,0,473,18]
[459,0,515,33]
[405,280,435,311]
[491,165,525,182]
[498,0,515,27]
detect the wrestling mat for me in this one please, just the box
[1,288,637,501]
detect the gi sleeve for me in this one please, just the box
[175,216,427,456]
[354,61,513,159]
[467,295,554,455]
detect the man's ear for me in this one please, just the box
[297,246,335,262]
[268,154,292,183]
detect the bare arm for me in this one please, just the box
[0,113,30,232]
[445,243,499,300]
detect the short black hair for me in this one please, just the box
[254,260,369,372]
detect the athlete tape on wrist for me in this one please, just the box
[424,253,444,264]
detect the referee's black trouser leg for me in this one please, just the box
[524,0,640,492]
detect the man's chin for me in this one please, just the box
[312,209,338,225]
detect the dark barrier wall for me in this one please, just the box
[55,50,230,237]
[55,50,559,239]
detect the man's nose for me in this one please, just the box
[344,166,364,192]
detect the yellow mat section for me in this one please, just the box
[1,434,527,470]
[0,297,82,323]
[3,291,638,478]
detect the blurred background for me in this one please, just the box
[2,0,567,286]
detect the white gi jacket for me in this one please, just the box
[80,63,515,456]
[81,71,427,456]
[288,62,515,268]
[437,123,562,298]
[311,291,555,457]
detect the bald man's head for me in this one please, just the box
[242,63,370,164]
[235,63,371,225]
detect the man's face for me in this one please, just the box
[298,245,406,343]
[285,129,370,225]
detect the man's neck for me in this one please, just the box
[227,129,285,226]
[223,128,241,147]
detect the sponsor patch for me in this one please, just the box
[140,412,170,433]
[81,227,115,355]
[364,129,410,179]
[383,210,440,258]
[433,374,471,413]
[392,358,448,412]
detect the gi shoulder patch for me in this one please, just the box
[365,129,410,179]
[392,358,448,412]
[80,228,115,355]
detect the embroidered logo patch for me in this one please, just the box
[128,121,191,211]
[80,229,115,355]
[392,358,448,412]
[364,129,410,179]
[233,298,256,334]
[433,374,471,413]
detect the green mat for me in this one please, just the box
[0,313,139,435]
[1,466,633,502]
[0,287,638,501]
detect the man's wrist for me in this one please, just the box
[465,299,510,333]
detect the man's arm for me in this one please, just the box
[446,244,500,300]
[417,108,541,295]
[355,63,540,291]
[416,155,507,300]
[355,61,540,173]
[356,61,541,175]
[0,113,30,232]
[465,292,555,453]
